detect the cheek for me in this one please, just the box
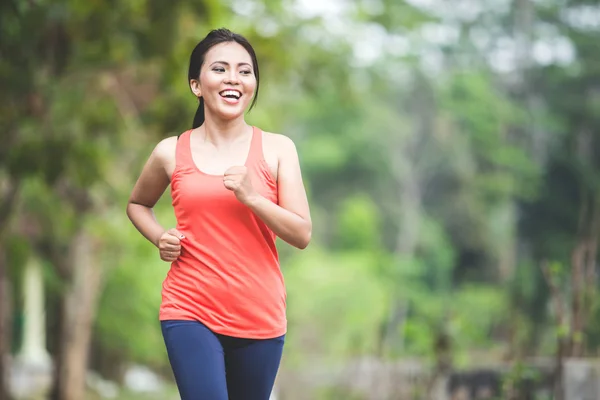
[245,80,257,96]
[200,73,220,91]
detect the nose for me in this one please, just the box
[224,70,240,85]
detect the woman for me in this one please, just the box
[126,28,312,400]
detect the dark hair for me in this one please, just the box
[188,28,260,129]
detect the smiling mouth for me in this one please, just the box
[220,90,242,99]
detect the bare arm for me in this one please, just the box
[240,136,312,249]
[126,137,177,248]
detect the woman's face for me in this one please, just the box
[193,42,257,122]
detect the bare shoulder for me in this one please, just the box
[153,136,178,162]
[262,131,298,157]
[150,135,178,178]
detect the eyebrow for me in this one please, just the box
[210,61,252,68]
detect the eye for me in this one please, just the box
[212,67,225,72]
[240,70,252,75]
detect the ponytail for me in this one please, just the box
[192,97,205,129]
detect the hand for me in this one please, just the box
[223,166,257,204]
[157,228,185,262]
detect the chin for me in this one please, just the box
[216,107,247,121]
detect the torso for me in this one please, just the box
[157,125,287,339]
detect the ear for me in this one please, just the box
[190,79,202,98]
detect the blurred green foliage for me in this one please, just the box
[2,0,600,398]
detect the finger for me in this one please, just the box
[163,235,181,246]
[161,252,179,261]
[223,180,236,190]
[167,228,186,240]
[162,244,181,252]
[222,176,240,185]
[163,233,183,245]
[224,166,246,176]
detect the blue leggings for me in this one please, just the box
[161,320,285,400]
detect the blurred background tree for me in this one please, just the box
[1,0,599,399]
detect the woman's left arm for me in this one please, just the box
[225,135,312,249]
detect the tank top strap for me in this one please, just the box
[246,126,265,165]
[175,129,193,169]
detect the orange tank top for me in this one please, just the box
[159,126,286,339]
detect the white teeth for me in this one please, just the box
[221,90,241,99]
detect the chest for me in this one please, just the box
[165,141,278,181]
[194,134,279,177]
[172,165,278,212]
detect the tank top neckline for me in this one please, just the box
[184,125,261,178]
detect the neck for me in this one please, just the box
[200,114,251,147]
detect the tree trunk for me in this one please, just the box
[0,247,13,400]
[50,230,104,400]
[378,77,434,357]
[540,261,566,400]
[570,241,586,357]
[569,185,600,358]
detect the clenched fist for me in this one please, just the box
[223,166,257,204]
[158,228,185,262]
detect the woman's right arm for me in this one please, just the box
[127,137,184,261]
